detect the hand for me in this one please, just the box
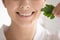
[53,3,60,17]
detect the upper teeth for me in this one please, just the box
[19,12,33,16]
[20,13,31,16]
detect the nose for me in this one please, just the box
[19,0,30,11]
[20,5,30,10]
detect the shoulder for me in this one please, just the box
[0,25,7,40]
[39,29,60,40]
[36,24,60,40]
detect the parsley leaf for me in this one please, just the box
[41,4,55,19]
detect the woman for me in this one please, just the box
[0,0,60,40]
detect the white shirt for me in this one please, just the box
[0,24,60,40]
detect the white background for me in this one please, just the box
[0,0,60,32]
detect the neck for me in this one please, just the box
[5,21,36,40]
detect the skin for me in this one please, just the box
[3,0,46,40]
[2,0,60,40]
[53,3,60,17]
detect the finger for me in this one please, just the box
[53,3,60,16]
[55,11,60,17]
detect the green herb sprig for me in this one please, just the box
[41,4,55,19]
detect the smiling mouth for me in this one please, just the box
[16,11,35,17]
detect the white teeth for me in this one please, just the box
[16,11,35,16]
[16,12,33,16]
[20,13,32,16]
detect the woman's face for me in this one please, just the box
[3,0,45,24]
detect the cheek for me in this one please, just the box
[7,2,19,12]
[6,3,19,18]
[31,0,44,10]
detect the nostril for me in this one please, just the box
[27,7,29,8]
[20,5,30,9]
[21,6,29,9]
[20,6,24,9]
